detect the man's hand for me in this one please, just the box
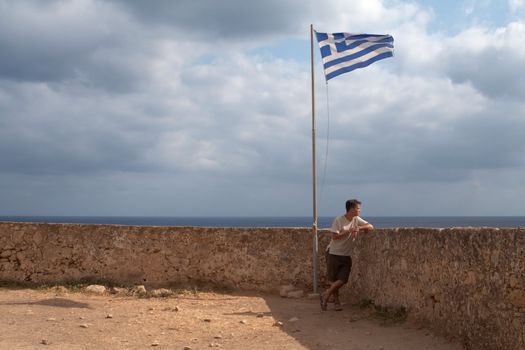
[349,227,359,241]
[359,223,374,231]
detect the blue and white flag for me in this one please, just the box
[315,32,394,81]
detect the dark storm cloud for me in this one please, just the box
[107,0,307,40]
[420,25,525,101]
[446,47,525,99]
[0,0,152,91]
[0,83,161,176]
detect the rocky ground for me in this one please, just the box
[0,285,464,350]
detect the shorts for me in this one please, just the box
[326,253,352,284]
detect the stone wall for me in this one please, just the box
[0,222,524,349]
[0,223,314,291]
[348,228,525,350]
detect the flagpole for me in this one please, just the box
[310,24,319,294]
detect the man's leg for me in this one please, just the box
[321,279,344,310]
[324,249,335,302]
[321,254,350,311]
[332,255,351,311]
[333,289,342,311]
[333,289,340,303]
[325,280,344,296]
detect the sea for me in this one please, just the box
[1,216,525,228]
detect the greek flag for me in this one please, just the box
[315,32,394,81]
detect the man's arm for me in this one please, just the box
[330,230,351,240]
[330,227,360,240]
[359,223,374,231]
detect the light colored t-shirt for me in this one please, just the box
[328,215,369,256]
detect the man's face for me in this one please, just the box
[349,204,361,216]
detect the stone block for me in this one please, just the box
[287,290,304,298]
[132,285,147,295]
[150,288,173,297]
[279,284,295,297]
[85,285,107,294]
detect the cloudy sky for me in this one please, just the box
[1,0,524,217]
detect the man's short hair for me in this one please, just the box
[345,199,361,212]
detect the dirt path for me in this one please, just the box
[0,287,463,350]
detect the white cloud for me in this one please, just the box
[509,0,525,13]
[443,20,525,98]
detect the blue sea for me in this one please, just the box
[1,216,525,228]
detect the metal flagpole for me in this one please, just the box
[310,24,319,294]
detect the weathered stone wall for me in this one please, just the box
[0,223,314,291]
[346,228,525,350]
[1,222,524,349]
[353,228,525,349]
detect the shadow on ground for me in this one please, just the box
[249,292,463,350]
[0,297,91,309]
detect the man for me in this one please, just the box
[321,199,373,311]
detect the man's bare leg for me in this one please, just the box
[327,280,335,303]
[333,289,343,311]
[321,280,344,310]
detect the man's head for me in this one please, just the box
[345,199,361,216]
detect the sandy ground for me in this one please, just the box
[0,287,464,350]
